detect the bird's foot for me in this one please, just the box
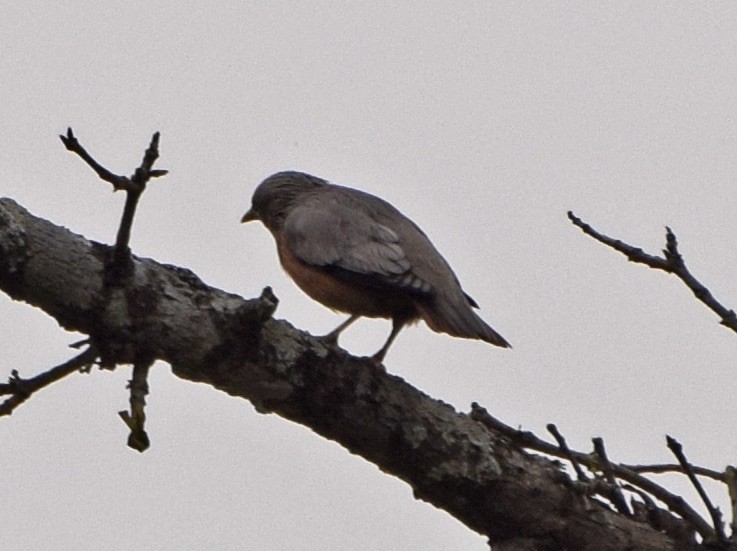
[318,315,359,347]
[369,351,387,371]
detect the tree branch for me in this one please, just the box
[118,357,153,452]
[59,128,168,192]
[470,403,713,543]
[592,436,632,516]
[667,435,727,543]
[568,211,737,335]
[621,462,725,481]
[60,128,168,270]
[0,346,98,416]
[547,423,588,482]
[0,198,712,550]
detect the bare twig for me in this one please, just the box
[621,462,725,481]
[118,358,153,453]
[547,423,588,481]
[568,211,737,335]
[113,132,166,267]
[725,466,737,536]
[666,435,726,542]
[592,437,631,515]
[59,128,168,269]
[59,128,130,190]
[57,129,167,451]
[59,128,168,192]
[567,211,669,270]
[0,346,98,416]
[470,403,710,541]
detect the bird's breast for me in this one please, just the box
[275,234,418,320]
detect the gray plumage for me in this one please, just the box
[242,171,510,362]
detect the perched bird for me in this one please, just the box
[241,171,510,363]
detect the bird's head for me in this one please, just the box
[241,171,326,231]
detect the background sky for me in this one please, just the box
[1,2,735,550]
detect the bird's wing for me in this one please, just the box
[283,202,434,295]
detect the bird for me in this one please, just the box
[241,171,510,364]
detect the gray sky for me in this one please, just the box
[1,2,736,549]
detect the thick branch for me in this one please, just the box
[0,198,706,550]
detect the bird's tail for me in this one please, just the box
[416,293,511,348]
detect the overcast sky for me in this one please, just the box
[1,2,736,550]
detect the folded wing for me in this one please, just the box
[284,201,434,296]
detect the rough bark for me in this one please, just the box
[0,197,696,550]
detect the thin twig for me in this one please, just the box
[547,423,587,481]
[113,189,143,268]
[592,437,631,515]
[0,346,98,416]
[621,462,725,481]
[59,128,130,190]
[725,466,737,536]
[57,129,167,451]
[567,211,670,270]
[568,211,737,335]
[113,132,166,266]
[666,435,726,542]
[118,358,153,452]
[59,128,168,269]
[469,403,713,541]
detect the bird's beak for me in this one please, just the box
[241,208,258,223]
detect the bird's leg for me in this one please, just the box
[320,314,360,346]
[371,318,406,365]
